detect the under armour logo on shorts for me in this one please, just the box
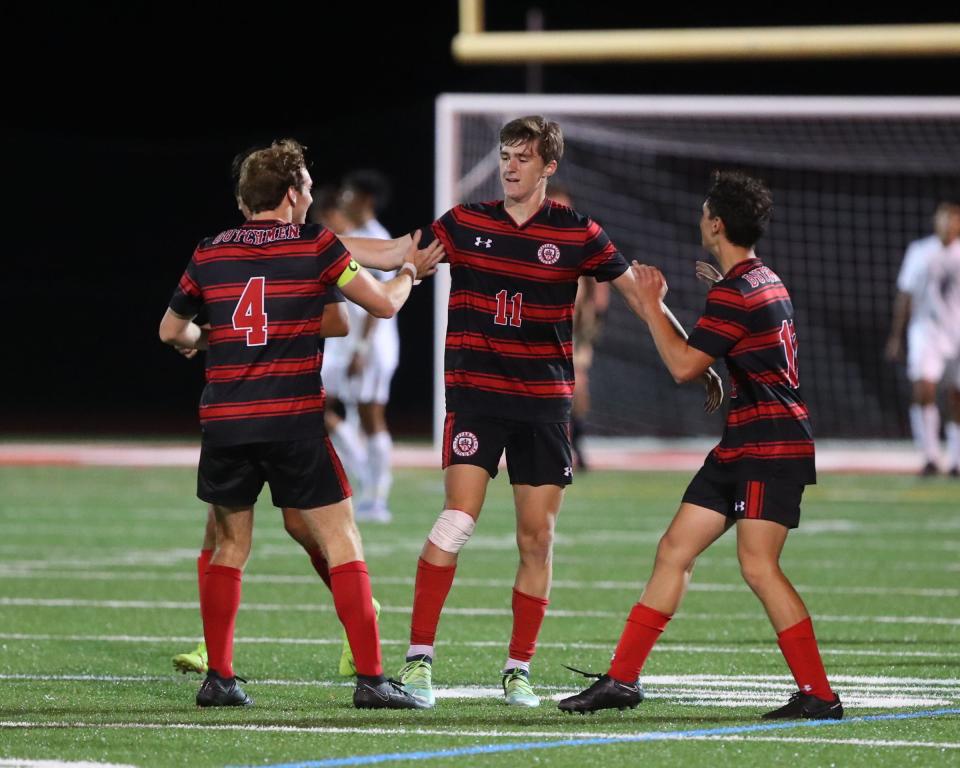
[563,466,573,477]
[734,501,746,512]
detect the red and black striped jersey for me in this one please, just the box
[687,257,816,484]
[169,220,351,446]
[424,199,628,422]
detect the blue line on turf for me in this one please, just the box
[238,707,960,768]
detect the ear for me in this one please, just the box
[287,186,298,206]
[541,160,558,180]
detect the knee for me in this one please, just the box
[738,552,778,590]
[654,532,696,574]
[516,525,554,563]
[282,515,312,549]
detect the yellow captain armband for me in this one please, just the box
[336,259,362,288]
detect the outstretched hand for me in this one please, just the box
[695,260,723,287]
[630,262,668,320]
[406,229,444,280]
[701,368,724,413]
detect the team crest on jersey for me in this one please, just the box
[537,243,561,265]
[452,431,479,457]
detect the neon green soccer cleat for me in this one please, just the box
[338,597,382,677]
[502,668,540,707]
[173,641,208,675]
[397,656,435,708]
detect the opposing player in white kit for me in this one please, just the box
[886,201,960,476]
[323,171,400,520]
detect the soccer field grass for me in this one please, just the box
[0,466,957,767]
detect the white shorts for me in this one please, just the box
[323,357,398,405]
[907,323,957,384]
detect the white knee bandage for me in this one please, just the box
[428,509,476,553]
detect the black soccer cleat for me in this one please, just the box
[762,690,843,720]
[354,677,432,710]
[557,666,643,714]
[196,670,253,707]
[920,461,939,477]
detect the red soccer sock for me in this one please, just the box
[410,557,457,646]
[306,547,332,591]
[201,564,243,678]
[330,561,382,677]
[777,617,834,700]
[607,602,672,684]
[196,548,213,614]
[508,588,549,663]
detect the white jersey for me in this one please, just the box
[898,235,960,348]
[323,218,400,403]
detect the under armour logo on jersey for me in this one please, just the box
[734,501,746,512]
[475,236,492,248]
[563,466,573,477]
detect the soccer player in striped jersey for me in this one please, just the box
[397,117,723,708]
[172,152,388,680]
[160,139,442,710]
[559,171,842,721]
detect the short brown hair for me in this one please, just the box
[238,139,308,214]
[500,116,564,165]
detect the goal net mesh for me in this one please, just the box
[441,100,960,439]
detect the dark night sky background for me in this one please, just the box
[6,4,959,438]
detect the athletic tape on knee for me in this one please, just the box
[428,509,476,553]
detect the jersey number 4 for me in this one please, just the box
[778,319,799,388]
[233,277,269,346]
[494,290,523,327]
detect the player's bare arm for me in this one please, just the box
[341,233,443,274]
[320,302,350,338]
[339,231,443,318]
[614,266,723,412]
[885,291,912,362]
[159,308,209,351]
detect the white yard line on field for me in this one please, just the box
[0,632,957,660]
[2,597,957,626]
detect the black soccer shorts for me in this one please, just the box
[198,435,351,509]
[442,411,573,486]
[681,464,805,529]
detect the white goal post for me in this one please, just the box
[432,94,960,448]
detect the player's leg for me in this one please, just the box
[907,325,945,474]
[292,498,424,709]
[193,443,262,706]
[172,505,215,674]
[397,463,489,706]
[195,503,255,707]
[326,398,366,480]
[282,504,382,676]
[264,435,423,709]
[399,414,502,706]
[497,422,572,707]
[500,482,563,707]
[356,399,393,523]
[571,345,593,470]
[732,484,841,720]
[945,367,960,476]
[559,470,733,714]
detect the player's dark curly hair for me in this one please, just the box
[500,116,564,165]
[705,170,773,249]
[238,139,308,214]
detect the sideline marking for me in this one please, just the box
[233,709,960,767]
